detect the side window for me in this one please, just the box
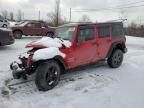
[4,20,8,22]
[85,29,94,40]
[27,23,33,28]
[112,23,124,38]
[34,23,41,28]
[98,26,110,38]
[78,28,94,42]
[0,20,3,22]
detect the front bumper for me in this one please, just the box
[10,61,26,79]
[10,53,33,79]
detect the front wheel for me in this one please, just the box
[3,24,7,28]
[107,49,124,68]
[14,31,22,39]
[35,60,61,91]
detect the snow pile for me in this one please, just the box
[30,37,72,48]
[0,28,12,32]
[33,47,66,61]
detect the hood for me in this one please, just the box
[26,37,72,49]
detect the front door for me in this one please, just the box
[74,25,98,66]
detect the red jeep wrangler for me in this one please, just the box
[11,21,55,39]
[10,22,127,91]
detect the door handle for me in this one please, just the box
[92,42,97,45]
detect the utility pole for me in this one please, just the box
[38,10,40,21]
[69,8,71,22]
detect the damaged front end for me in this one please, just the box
[10,49,37,79]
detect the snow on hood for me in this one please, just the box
[33,47,66,61]
[30,37,72,48]
[32,37,71,61]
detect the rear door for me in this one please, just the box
[74,25,98,66]
[96,25,112,59]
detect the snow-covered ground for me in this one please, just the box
[0,36,144,108]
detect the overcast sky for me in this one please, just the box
[0,0,144,24]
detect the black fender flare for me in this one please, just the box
[53,55,67,70]
[107,42,127,58]
[35,55,67,72]
[13,30,23,34]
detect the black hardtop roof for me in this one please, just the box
[59,21,123,27]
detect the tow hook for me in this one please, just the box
[10,61,27,79]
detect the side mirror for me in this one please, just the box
[78,35,85,44]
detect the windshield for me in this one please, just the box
[15,21,25,25]
[55,27,75,40]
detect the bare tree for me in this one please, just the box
[47,0,63,26]
[17,10,22,21]
[79,14,91,22]
[1,10,8,19]
[9,12,14,21]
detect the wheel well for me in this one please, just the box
[35,56,66,74]
[47,32,54,35]
[115,42,126,53]
[53,55,67,74]
[13,30,23,34]
[3,24,7,26]
[107,42,126,58]
[53,59,66,74]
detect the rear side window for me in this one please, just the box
[112,23,124,38]
[98,26,110,38]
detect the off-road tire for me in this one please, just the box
[35,60,61,91]
[14,31,22,39]
[107,49,123,68]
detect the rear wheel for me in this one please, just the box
[107,49,123,68]
[35,60,61,91]
[14,31,22,39]
[46,32,54,38]
[3,24,7,28]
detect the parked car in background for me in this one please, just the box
[0,19,10,28]
[0,28,14,46]
[11,21,55,39]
